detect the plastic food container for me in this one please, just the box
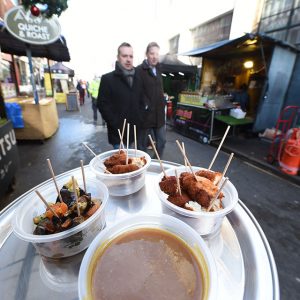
[89,149,151,196]
[78,214,218,300]
[12,177,109,258]
[156,166,239,236]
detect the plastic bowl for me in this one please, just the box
[78,214,218,300]
[12,177,109,258]
[156,166,239,236]
[89,149,151,196]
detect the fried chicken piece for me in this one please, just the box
[104,150,126,168]
[159,176,178,195]
[107,164,139,174]
[167,191,190,207]
[181,174,219,208]
[195,170,222,185]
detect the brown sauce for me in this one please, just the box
[91,228,204,300]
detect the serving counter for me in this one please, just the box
[5,97,59,140]
[174,103,234,143]
[0,161,279,299]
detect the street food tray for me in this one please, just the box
[0,161,279,300]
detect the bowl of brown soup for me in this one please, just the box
[78,214,218,300]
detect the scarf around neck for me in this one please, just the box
[116,61,135,87]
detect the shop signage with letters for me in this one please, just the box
[0,121,19,199]
[4,6,61,45]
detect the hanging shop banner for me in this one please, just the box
[51,73,68,80]
[4,6,61,45]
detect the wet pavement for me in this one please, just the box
[1,96,300,299]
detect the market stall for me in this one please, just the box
[44,62,75,104]
[159,54,198,118]
[0,6,70,140]
[180,33,298,135]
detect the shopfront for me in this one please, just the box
[0,6,70,141]
[174,33,298,142]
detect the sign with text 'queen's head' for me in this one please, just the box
[4,6,61,45]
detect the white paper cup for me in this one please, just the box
[78,214,218,300]
[156,166,239,236]
[89,149,151,196]
[12,178,109,258]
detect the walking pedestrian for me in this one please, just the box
[88,75,105,124]
[76,80,85,105]
[86,81,90,98]
[97,42,142,149]
[137,42,166,157]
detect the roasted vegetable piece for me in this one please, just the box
[45,202,68,219]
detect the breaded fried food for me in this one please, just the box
[159,176,178,195]
[167,191,190,207]
[195,170,222,185]
[107,164,139,174]
[104,150,126,168]
[181,175,218,208]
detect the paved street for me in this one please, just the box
[1,97,300,299]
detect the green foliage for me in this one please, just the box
[22,0,69,18]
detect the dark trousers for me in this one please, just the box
[92,97,98,121]
[138,126,166,158]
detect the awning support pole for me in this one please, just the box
[47,58,54,97]
[26,44,39,104]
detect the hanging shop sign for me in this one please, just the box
[4,6,61,45]
[51,73,68,80]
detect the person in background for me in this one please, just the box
[234,83,249,112]
[137,42,166,157]
[86,81,90,98]
[88,75,105,124]
[97,42,142,149]
[76,80,85,105]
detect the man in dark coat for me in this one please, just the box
[137,42,166,157]
[97,42,142,148]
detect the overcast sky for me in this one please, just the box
[59,0,235,81]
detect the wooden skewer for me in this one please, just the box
[175,169,182,196]
[134,124,137,157]
[119,118,127,152]
[208,125,230,170]
[117,129,125,150]
[208,178,228,212]
[72,176,81,217]
[80,160,87,193]
[148,134,167,177]
[218,153,234,187]
[35,190,60,219]
[126,123,130,164]
[46,158,63,203]
[82,143,111,174]
[182,142,188,170]
[175,140,197,180]
[82,142,98,157]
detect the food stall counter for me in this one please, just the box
[5,97,59,140]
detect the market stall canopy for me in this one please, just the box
[48,62,74,77]
[181,33,298,59]
[0,20,70,61]
[159,54,197,75]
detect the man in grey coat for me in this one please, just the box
[137,42,166,157]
